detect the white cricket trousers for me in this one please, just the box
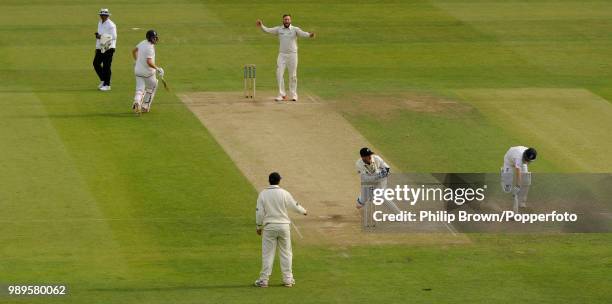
[276,52,298,99]
[358,175,387,205]
[134,74,158,110]
[259,223,293,283]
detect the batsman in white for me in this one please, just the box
[131,29,164,114]
[355,147,401,214]
[500,146,537,212]
[254,172,307,288]
[256,14,315,102]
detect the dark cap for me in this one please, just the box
[360,147,373,157]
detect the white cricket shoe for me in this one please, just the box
[98,81,104,89]
[283,278,295,287]
[132,102,141,114]
[99,85,111,91]
[519,202,527,208]
[290,96,298,102]
[253,279,268,288]
[274,96,287,102]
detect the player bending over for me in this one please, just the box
[355,147,391,209]
[132,30,164,114]
[501,146,537,212]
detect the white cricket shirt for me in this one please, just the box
[134,40,156,77]
[96,19,117,49]
[356,155,390,175]
[261,24,311,54]
[504,146,529,168]
[256,185,307,227]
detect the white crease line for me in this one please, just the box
[444,221,458,236]
[291,221,304,239]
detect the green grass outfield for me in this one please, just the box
[1,0,611,303]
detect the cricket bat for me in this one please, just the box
[160,76,170,91]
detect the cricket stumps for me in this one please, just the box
[244,64,256,99]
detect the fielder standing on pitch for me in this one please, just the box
[254,172,307,288]
[256,14,315,102]
[501,146,537,212]
[132,30,164,114]
[93,8,117,92]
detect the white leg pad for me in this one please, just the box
[520,172,532,186]
[500,166,513,193]
[142,76,158,110]
[518,170,531,204]
[134,76,146,104]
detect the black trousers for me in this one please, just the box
[93,48,115,86]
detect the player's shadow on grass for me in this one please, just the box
[7,113,138,119]
[87,284,252,292]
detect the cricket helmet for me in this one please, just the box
[523,147,537,162]
[146,29,158,43]
[99,8,111,16]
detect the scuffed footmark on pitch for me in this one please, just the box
[334,92,474,119]
[180,91,469,246]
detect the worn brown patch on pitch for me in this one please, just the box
[180,92,469,246]
[335,92,473,119]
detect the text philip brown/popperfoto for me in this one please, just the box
[373,210,578,224]
[370,184,579,224]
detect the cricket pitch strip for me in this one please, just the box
[180,92,468,246]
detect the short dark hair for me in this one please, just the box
[282,14,291,18]
[360,147,373,157]
[269,172,282,185]
[523,148,537,162]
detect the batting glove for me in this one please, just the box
[156,67,165,77]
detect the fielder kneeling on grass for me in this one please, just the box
[132,29,164,114]
[255,172,307,288]
[501,146,537,212]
